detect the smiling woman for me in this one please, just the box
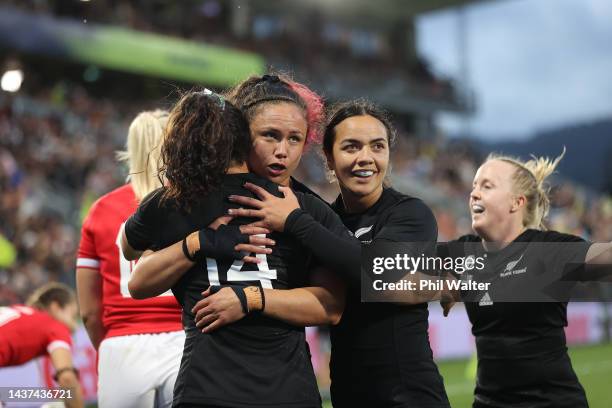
[323,101,395,212]
[440,149,612,408]
[315,100,449,408]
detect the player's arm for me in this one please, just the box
[121,227,142,261]
[49,347,84,408]
[193,269,345,332]
[547,233,612,282]
[122,197,179,297]
[76,211,106,349]
[263,268,345,327]
[229,184,442,305]
[287,197,442,304]
[76,268,105,349]
[369,199,443,304]
[433,242,462,316]
[228,183,363,283]
[121,191,160,261]
[585,241,612,280]
[586,242,612,264]
[129,246,190,299]
[129,223,275,299]
[439,271,460,316]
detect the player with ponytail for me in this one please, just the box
[441,149,612,407]
[487,149,565,230]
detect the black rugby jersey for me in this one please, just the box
[329,188,450,408]
[445,229,590,408]
[125,173,346,408]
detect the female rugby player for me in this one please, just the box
[76,110,183,408]
[440,151,612,407]
[0,283,84,408]
[208,100,451,408]
[121,87,348,408]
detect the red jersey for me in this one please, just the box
[0,305,72,367]
[77,184,182,339]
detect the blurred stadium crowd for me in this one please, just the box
[4,0,460,108]
[1,83,610,305]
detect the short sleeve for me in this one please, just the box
[46,321,73,354]
[76,208,100,270]
[124,190,162,251]
[375,198,438,244]
[544,230,590,261]
[374,198,438,263]
[540,231,591,282]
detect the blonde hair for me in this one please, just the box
[116,110,169,200]
[26,282,75,310]
[487,148,565,230]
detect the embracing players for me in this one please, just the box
[122,80,349,408]
[132,97,450,407]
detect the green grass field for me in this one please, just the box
[85,343,612,408]
[322,342,612,408]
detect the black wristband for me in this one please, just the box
[198,225,249,262]
[53,367,79,382]
[208,285,248,314]
[260,285,266,312]
[182,237,196,262]
[231,286,249,315]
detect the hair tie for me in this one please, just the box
[202,88,226,110]
[261,74,281,83]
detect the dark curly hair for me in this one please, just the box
[160,90,250,209]
[224,73,324,145]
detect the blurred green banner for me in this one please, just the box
[59,27,265,86]
[0,7,264,86]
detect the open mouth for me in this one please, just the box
[351,169,375,178]
[267,163,287,176]
[471,203,485,214]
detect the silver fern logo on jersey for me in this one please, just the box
[501,254,527,277]
[504,254,524,272]
[354,225,373,238]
